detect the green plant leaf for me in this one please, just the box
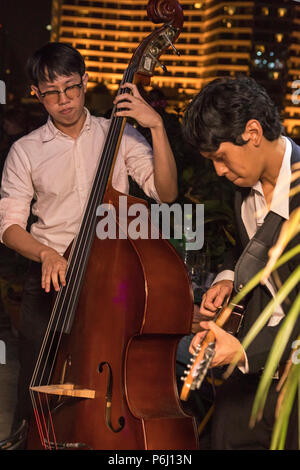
[270,362,300,449]
[250,290,300,427]
[224,245,300,378]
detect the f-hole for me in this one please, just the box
[98,361,125,433]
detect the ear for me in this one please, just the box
[242,119,263,147]
[82,73,89,92]
[31,85,42,103]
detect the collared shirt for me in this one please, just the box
[0,108,160,255]
[241,136,291,326]
[214,137,291,322]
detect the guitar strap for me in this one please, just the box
[234,211,285,293]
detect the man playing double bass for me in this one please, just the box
[0,42,178,435]
[182,76,300,450]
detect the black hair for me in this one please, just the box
[27,42,85,86]
[182,76,285,153]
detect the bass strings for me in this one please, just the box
[29,66,135,446]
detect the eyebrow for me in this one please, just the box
[202,152,218,160]
[40,77,77,90]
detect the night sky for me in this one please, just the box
[1,0,52,98]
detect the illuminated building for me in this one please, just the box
[50,0,300,133]
[250,1,300,139]
[283,1,300,139]
[50,1,252,98]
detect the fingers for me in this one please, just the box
[114,83,140,106]
[120,82,140,97]
[200,281,233,316]
[189,332,202,355]
[42,264,67,293]
[199,293,218,316]
[113,94,137,118]
[113,83,162,129]
[188,327,209,354]
[189,319,245,369]
[200,320,219,335]
[40,250,67,293]
[41,264,52,293]
[199,295,223,318]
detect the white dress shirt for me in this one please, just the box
[0,108,160,255]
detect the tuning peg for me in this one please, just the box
[148,53,168,72]
[163,33,180,56]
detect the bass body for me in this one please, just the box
[28,189,198,450]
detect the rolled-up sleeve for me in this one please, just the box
[0,142,34,242]
[121,124,161,202]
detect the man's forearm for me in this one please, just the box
[2,224,55,263]
[151,123,178,203]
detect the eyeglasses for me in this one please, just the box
[38,81,83,104]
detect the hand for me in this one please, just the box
[199,280,233,317]
[113,83,163,129]
[190,321,246,368]
[39,248,67,293]
[191,304,211,333]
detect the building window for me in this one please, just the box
[278,8,287,17]
[224,6,236,15]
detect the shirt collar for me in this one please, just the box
[252,136,292,220]
[42,107,91,142]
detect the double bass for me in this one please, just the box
[28,0,198,450]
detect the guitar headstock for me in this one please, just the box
[180,300,244,401]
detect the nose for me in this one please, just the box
[58,90,70,104]
[213,160,227,177]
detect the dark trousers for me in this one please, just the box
[210,373,298,450]
[13,262,53,429]
[207,372,298,450]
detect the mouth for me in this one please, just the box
[60,108,73,115]
[226,175,239,183]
